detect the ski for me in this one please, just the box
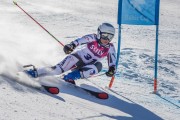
[42,81,107,98]
[22,64,108,98]
[21,65,60,94]
[2,73,60,95]
[64,80,109,99]
[80,87,109,99]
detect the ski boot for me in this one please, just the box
[23,65,38,78]
[63,70,81,85]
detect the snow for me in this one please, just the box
[0,0,179,120]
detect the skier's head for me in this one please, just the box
[97,23,115,45]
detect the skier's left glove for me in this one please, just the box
[106,66,116,77]
[63,42,76,54]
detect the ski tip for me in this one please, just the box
[42,85,60,94]
[48,87,60,94]
[98,93,109,99]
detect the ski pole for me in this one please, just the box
[13,1,64,47]
[91,73,106,78]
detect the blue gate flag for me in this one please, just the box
[118,0,160,25]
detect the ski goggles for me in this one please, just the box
[100,33,114,41]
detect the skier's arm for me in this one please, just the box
[106,44,116,77]
[63,34,96,54]
[72,34,96,46]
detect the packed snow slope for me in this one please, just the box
[0,0,179,120]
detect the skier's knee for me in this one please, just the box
[94,62,102,73]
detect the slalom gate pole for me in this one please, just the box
[108,76,115,88]
[108,25,122,88]
[108,0,123,88]
[13,1,64,47]
[153,0,160,93]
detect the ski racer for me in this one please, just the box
[26,23,117,84]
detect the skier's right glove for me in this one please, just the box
[63,42,76,54]
[106,66,116,77]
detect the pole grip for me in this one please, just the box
[13,1,17,5]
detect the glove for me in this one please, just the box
[106,66,115,77]
[63,42,76,54]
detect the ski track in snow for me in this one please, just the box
[0,0,180,120]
